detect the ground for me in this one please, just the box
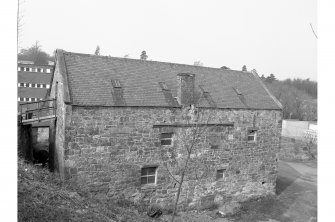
[18,159,317,222]
[161,160,317,222]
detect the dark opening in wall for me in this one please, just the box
[161,132,173,146]
[216,169,226,180]
[210,144,219,150]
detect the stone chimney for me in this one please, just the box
[177,73,195,106]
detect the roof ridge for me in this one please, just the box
[62,50,246,74]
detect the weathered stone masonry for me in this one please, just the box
[62,106,282,208]
[49,59,72,179]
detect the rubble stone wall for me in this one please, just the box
[279,136,317,161]
[63,106,282,209]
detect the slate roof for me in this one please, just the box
[56,50,282,110]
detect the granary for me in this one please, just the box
[48,49,282,209]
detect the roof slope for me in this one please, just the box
[57,50,281,110]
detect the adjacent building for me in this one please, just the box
[49,49,283,209]
[17,60,54,103]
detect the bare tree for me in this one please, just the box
[140,50,148,60]
[193,61,203,66]
[94,45,100,55]
[18,41,53,65]
[220,66,230,70]
[304,129,317,159]
[17,0,25,52]
[160,103,218,222]
[310,23,318,39]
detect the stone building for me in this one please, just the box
[49,49,282,209]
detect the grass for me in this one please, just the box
[17,158,160,222]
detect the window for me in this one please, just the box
[141,167,157,185]
[37,84,41,88]
[161,132,173,146]
[31,98,36,102]
[32,84,36,88]
[210,144,219,149]
[19,83,24,87]
[19,98,24,102]
[216,169,226,180]
[25,67,30,72]
[37,68,41,72]
[247,129,257,142]
[26,112,33,119]
[42,84,46,88]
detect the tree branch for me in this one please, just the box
[310,23,318,39]
[163,163,181,184]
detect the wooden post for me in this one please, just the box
[20,124,33,162]
[37,101,40,121]
[49,120,56,172]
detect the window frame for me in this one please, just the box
[247,129,257,142]
[141,166,158,185]
[216,169,226,180]
[160,132,173,146]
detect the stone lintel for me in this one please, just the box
[153,123,234,128]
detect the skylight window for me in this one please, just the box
[111,79,121,88]
[159,82,169,91]
[232,87,242,96]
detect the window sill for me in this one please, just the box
[247,141,257,144]
[215,178,225,183]
[140,184,157,190]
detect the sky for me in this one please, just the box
[18,0,317,80]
